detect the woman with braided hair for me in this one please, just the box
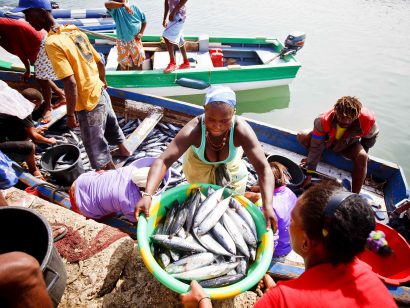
[297,96,379,193]
[180,181,396,308]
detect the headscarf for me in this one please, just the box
[204,86,236,108]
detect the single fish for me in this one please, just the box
[193,187,224,228]
[151,234,207,253]
[197,197,231,235]
[171,262,239,281]
[185,188,201,231]
[193,229,232,257]
[211,222,237,255]
[199,274,245,288]
[222,213,250,258]
[165,252,215,274]
[163,201,179,235]
[229,197,258,239]
[226,208,257,248]
[169,199,189,236]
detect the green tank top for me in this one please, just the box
[191,115,238,165]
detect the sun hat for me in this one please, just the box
[204,86,236,107]
[11,0,52,12]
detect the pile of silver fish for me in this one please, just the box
[151,186,259,288]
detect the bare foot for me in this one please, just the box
[118,143,131,157]
[53,95,66,109]
[40,108,53,124]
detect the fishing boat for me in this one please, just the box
[1,70,409,304]
[0,31,305,97]
[0,7,116,31]
[88,31,305,97]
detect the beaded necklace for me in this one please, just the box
[206,129,230,151]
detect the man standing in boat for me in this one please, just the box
[298,96,379,193]
[13,0,131,170]
[162,0,191,73]
[105,0,147,70]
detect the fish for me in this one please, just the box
[210,222,237,255]
[199,274,245,288]
[169,199,189,236]
[171,262,239,281]
[165,252,215,274]
[226,208,257,248]
[222,212,250,258]
[197,196,231,235]
[151,234,207,253]
[193,230,232,257]
[185,188,201,231]
[229,197,258,239]
[163,202,179,235]
[193,187,224,228]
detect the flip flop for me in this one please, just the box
[51,223,68,242]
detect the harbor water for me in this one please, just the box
[1,0,410,181]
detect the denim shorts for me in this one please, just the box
[76,89,125,169]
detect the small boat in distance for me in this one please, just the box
[88,32,305,97]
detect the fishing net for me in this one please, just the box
[55,225,127,262]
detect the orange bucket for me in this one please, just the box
[358,222,410,285]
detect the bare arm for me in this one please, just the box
[62,75,79,128]
[169,0,188,21]
[136,22,147,40]
[135,117,201,220]
[236,118,277,231]
[25,127,56,145]
[19,57,31,81]
[96,59,107,88]
[104,1,125,9]
[163,0,169,26]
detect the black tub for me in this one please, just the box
[267,154,305,192]
[0,207,67,307]
[41,144,84,186]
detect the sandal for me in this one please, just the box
[51,223,68,242]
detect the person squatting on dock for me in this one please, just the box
[0,17,65,124]
[105,0,147,70]
[135,86,278,231]
[162,0,191,73]
[298,96,379,193]
[15,0,131,170]
[0,82,56,179]
[181,181,397,308]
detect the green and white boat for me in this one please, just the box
[0,32,305,97]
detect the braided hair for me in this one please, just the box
[299,180,375,264]
[334,96,362,119]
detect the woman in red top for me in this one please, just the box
[181,181,397,308]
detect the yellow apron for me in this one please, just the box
[182,146,248,194]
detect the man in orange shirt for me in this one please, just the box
[13,0,130,170]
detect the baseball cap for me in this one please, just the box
[11,0,52,13]
[204,85,236,107]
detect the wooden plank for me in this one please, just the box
[115,107,164,168]
[36,105,67,129]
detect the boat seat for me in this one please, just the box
[255,49,281,64]
[195,52,213,69]
[106,46,118,71]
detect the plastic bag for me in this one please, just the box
[0,151,18,189]
[0,80,34,119]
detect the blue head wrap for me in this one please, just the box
[204,86,236,108]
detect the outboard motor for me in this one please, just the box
[280,31,306,58]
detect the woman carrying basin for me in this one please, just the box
[135,86,277,230]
